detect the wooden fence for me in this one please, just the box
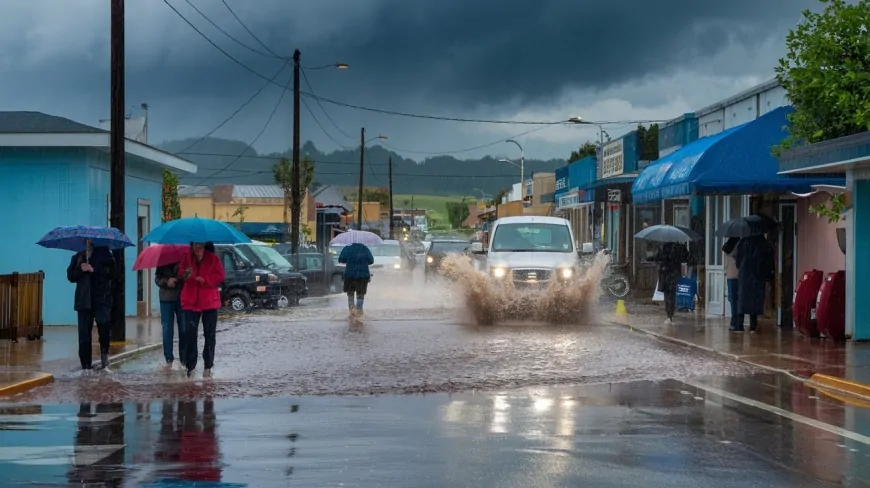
[0,271,44,342]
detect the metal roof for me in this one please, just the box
[178,185,213,197]
[0,111,106,134]
[231,185,284,199]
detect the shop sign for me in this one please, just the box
[607,189,621,203]
[555,176,568,191]
[601,139,625,178]
[558,191,580,208]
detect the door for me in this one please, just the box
[136,202,151,317]
[704,196,745,316]
[778,202,797,327]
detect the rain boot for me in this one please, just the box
[100,352,109,369]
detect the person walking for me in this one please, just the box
[722,237,743,331]
[736,233,775,333]
[338,242,375,317]
[66,240,115,370]
[179,241,225,378]
[156,262,185,368]
[655,242,689,324]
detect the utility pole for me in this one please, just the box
[290,49,302,261]
[357,127,365,230]
[109,0,126,341]
[388,156,394,240]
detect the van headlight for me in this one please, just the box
[426,256,434,264]
[393,263,401,269]
[559,268,574,280]
[491,267,508,278]
[268,273,279,283]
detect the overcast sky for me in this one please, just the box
[0,0,816,162]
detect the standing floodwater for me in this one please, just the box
[438,251,611,325]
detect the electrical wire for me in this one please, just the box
[186,168,522,179]
[180,0,282,59]
[300,95,353,149]
[300,68,354,139]
[175,62,289,155]
[189,69,293,187]
[220,0,283,58]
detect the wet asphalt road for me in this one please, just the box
[2,376,869,487]
[16,293,758,402]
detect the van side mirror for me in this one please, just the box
[581,242,594,253]
[470,242,485,254]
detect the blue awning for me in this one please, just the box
[585,174,637,189]
[631,106,845,204]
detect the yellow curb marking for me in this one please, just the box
[0,373,54,397]
[807,373,870,401]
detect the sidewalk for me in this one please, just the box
[605,300,870,400]
[0,317,165,395]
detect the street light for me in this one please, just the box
[567,117,609,145]
[505,139,524,187]
[292,51,347,257]
[357,130,388,230]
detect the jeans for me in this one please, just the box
[184,309,218,371]
[727,279,744,330]
[77,308,110,369]
[160,300,185,363]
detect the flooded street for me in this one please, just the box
[12,269,758,403]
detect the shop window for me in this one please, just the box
[634,205,661,263]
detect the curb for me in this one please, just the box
[90,342,163,370]
[0,373,54,397]
[805,373,870,402]
[607,318,808,383]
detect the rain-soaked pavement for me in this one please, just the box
[2,376,870,487]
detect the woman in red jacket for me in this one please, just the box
[179,241,225,378]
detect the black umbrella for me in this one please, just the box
[716,214,779,238]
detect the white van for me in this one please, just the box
[470,216,580,287]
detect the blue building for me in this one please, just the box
[0,111,196,325]
[554,155,597,245]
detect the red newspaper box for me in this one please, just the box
[794,270,825,337]
[816,270,846,341]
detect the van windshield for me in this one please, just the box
[491,223,573,253]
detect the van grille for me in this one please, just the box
[512,269,552,282]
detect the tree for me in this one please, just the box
[273,156,316,236]
[491,187,509,205]
[161,169,182,222]
[636,123,660,161]
[446,199,471,228]
[568,142,597,163]
[776,0,870,151]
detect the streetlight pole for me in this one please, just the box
[109,0,126,341]
[356,131,388,230]
[506,139,524,187]
[290,50,302,258]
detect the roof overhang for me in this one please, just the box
[778,154,870,175]
[0,132,197,174]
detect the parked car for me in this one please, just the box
[282,252,345,294]
[213,245,283,312]
[424,239,471,281]
[233,243,309,306]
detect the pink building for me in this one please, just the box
[796,193,845,275]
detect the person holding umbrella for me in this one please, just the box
[179,241,225,378]
[147,246,189,368]
[66,240,116,370]
[634,224,699,324]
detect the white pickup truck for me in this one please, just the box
[469,215,581,287]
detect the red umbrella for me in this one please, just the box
[132,244,189,270]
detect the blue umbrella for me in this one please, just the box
[142,217,252,245]
[37,225,134,252]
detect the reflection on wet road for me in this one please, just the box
[2,377,869,487]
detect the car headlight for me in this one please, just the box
[426,256,434,263]
[559,268,574,280]
[491,267,507,278]
[393,263,401,269]
[268,273,278,283]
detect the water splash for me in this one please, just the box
[438,251,611,325]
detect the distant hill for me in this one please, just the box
[159,137,565,195]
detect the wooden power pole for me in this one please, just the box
[109,0,126,341]
[388,156,394,240]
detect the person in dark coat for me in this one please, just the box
[155,262,185,367]
[66,240,115,370]
[338,243,375,317]
[736,234,774,332]
[655,242,689,324]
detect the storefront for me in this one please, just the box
[632,106,844,318]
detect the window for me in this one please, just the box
[634,205,661,263]
[429,241,470,255]
[246,244,293,270]
[491,223,573,252]
[371,243,401,257]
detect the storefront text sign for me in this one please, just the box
[607,189,621,203]
[602,139,625,178]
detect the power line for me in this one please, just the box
[186,168,524,179]
[300,95,353,149]
[175,62,289,155]
[220,0,282,58]
[300,68,354,139]
[190,68,293,187]
[180,0,281,59]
